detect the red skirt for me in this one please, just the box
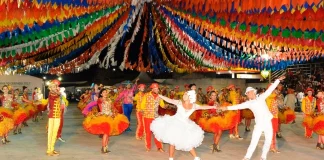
[313,114,324,135]
[83,113,129,136]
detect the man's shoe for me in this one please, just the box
[58,137,66,142]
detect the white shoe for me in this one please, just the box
[194,157,201,160]
[58,137,66,142]
[169,158,174,160]
[235,135,243,140]
[229,134,235,139]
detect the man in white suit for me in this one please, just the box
[220,76,285,160]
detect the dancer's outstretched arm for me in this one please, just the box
[221,102,250,111]
[259,76,285,99]
[158,94,180,105]
[195,104,218,110]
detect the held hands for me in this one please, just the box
[219,107,227,111]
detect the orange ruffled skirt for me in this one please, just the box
[25,104,37,119]
[278,108,296,124]
[36,99,48,112]
[0,108,14,118]
[302,115,314,131]
[13,107,28,125]
[313,114,324,135]
[0,117,14,136]
[198,111,237,133]
[242,109,254,120]
[83,113,129,136]
[78,100,88,111]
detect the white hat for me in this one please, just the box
[245,87,257,95]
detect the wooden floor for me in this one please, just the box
[1,103,323,160]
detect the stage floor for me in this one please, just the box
[1,103,323,160]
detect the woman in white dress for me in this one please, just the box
[151,90,217,160]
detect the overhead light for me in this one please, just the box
[228,70,232,73]
[43,76,46,80]
[232,73,235,79]
[113,68,116,71]
[46,81,50,86]
[58,77,62,81]
[217,72,220,74]
[261,70,270,79]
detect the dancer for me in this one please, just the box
[198,91,236,153]
[314,91,324,150]
[302,88,316,138]
[220,76,285,160]
[196,88,206,104]
[57,87,69,143]
[22,86,35,125]
[140,83,165,152]
[284,88,297,123]
[115,79,139,131]
[278,87,296,138]
[46,80,62,156]
[134,84,146,140]
[83,88,129,154]
[265,85,280,153]
[78,89,91,111]
[151,90,217,160]
[227,84,243,140]
[240,88,253,132]
[34,88,47,118]
[0,85,15,144]
[12,89,28,135]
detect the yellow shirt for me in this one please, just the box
[134,91,145,111]
[266,93,278,118]
[302,96,316,115]
[140,92,165,118]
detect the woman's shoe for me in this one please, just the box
[1,138,6,144]
[270,148,280,153]
[316,143,324,150]
[194,157,201,160]
[212,144,221,153]
[5,137,10,143]
[13,129,17,135]
[18,129,22,134]
[101,147,108,154]
[235,135,243,140]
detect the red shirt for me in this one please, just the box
[48,92,61,118]
[317,98,323,112]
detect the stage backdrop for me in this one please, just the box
[0,75,43,98]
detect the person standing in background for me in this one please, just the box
[284,88,297,123]
[115,79,139,131]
